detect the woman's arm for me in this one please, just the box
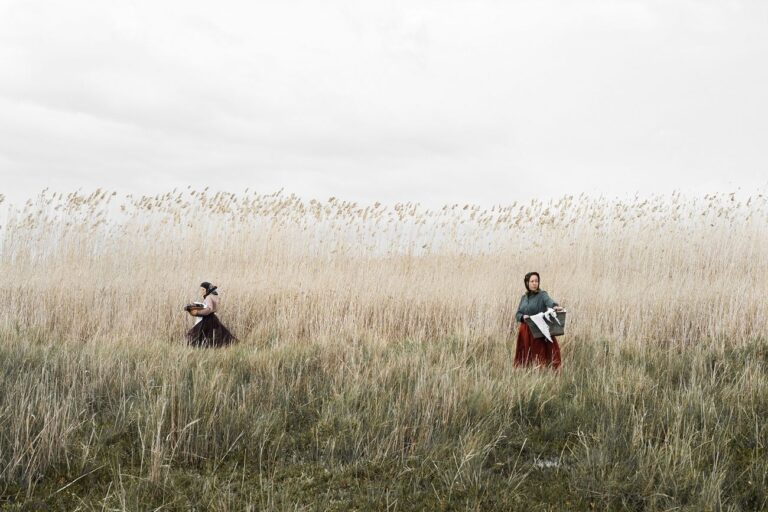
[515,295,526,323]
[195,298,213,316]
[542,292,559,309]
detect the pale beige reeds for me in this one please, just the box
[1,189,766,347]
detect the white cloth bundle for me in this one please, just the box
[529,308,561,343]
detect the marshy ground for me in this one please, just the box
[2,331,766,511]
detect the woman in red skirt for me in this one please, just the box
[514,272,563,369]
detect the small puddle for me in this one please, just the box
[532,457,561,469]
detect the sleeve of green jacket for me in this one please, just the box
[541,291,558,309]
[515,295,525,323]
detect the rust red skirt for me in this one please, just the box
[514,321,561,369]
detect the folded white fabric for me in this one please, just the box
[529,308,561,343]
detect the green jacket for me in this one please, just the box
[515,291,558,323]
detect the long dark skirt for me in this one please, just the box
[514,321,561,369]
[187,314,237,348]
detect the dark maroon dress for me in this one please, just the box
[187,314,237,348]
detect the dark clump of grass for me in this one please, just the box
[0,331,766,511]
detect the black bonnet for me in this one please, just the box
[200,282,218,297]
[524,272,540,293]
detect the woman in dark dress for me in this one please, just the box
[514,272,563,369]
[186,282,237,348]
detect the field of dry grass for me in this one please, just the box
[1,189,766,510]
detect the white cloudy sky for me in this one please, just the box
[1,0,767,206]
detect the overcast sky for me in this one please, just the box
[1,0,767,206]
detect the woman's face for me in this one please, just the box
[527,275,540,291]
[200,286,207,298]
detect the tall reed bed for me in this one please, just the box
[0,189,766,510]
[2,189,766,346]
